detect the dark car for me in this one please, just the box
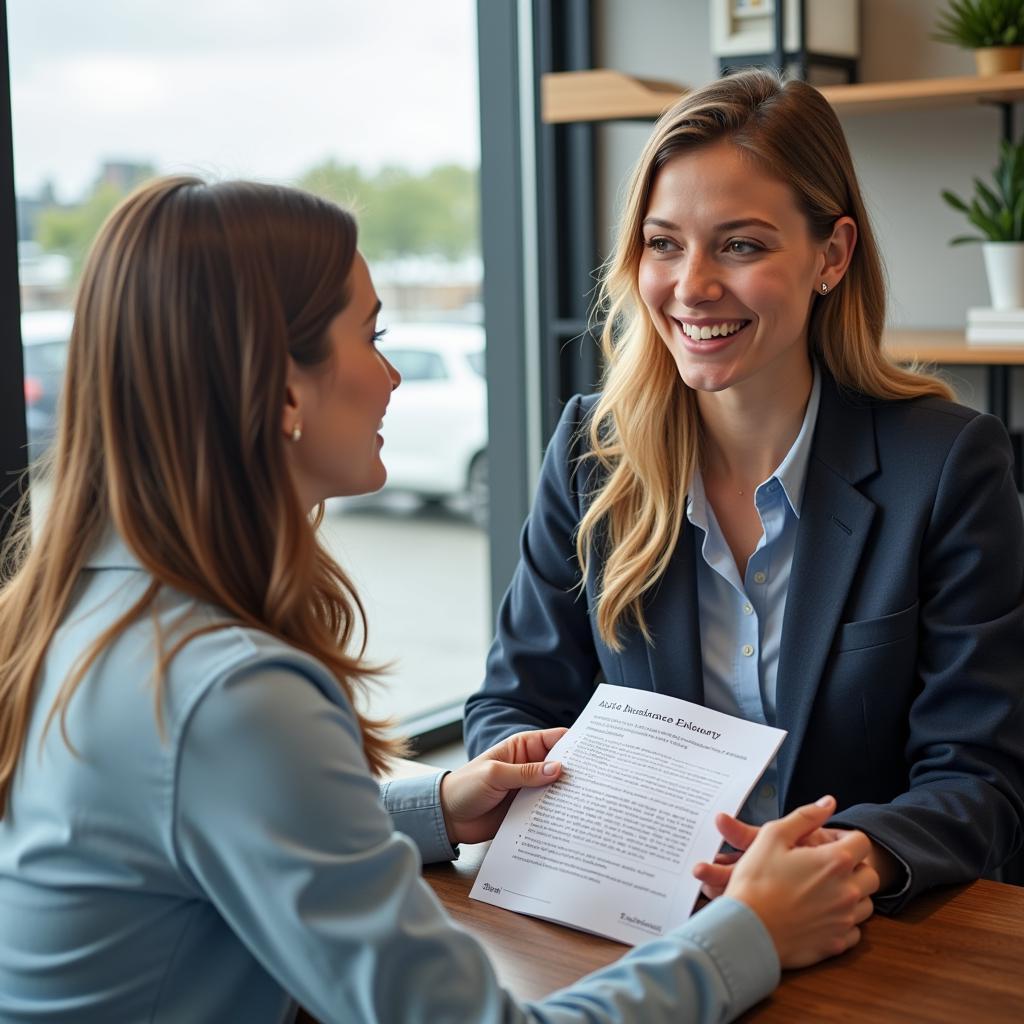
[21,309,72,462]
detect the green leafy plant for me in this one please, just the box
[932,0,1024,48]
[942,138,1024,243]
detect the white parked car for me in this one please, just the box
[377,323,488,527]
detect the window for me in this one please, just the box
[8,0,489,731]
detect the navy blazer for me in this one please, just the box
[464,374,1024,911]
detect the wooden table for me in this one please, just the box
[423,842,1024,1022]
[884,329,1024,368]
[883,330,1024,487]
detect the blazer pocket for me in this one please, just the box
[836,601,919,653]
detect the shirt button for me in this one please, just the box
[741,644,754,657]
[761,783,777,800]
[743,602,753,615]
[753,571,767,584]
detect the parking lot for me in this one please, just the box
[318,494,490,723]
[28,477,490,726]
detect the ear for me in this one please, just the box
[281,361,304,441]
[818,215,857,292]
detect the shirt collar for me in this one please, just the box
[686,464,709,531]
[686,362,821,522]
[772,362,821,519]
[83,527,145,571]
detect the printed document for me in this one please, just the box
[470,683,786,944]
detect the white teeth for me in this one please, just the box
[679,320,745,340]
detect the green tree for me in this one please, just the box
[422,163,478,260]
[296,160,478,262]
[295,159,370,212]
[36,164,156,280]
[33,159,479,278]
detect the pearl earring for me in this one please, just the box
[820,281,829,295]
[291,424,303,443]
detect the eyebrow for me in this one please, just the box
[642,216,781,232]
[363,298,382,325]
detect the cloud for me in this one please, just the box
[10,0,480,200]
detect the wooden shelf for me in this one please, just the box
[822,70,1024,115]
[541,70,687,124]
[884,329,1024,365]
[541,68,1024,124]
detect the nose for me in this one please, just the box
[383,354,401,391]
[675,252,724,307]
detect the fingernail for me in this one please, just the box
[815,795,834,807]
[542,761,559,775]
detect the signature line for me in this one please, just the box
[503,889,552,903]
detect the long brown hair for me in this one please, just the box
[578,69,953,649]
[0,176,403,815]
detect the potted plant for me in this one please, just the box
[942,137,1024,308]
[933,0,1024,75]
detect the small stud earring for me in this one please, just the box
[820,281,829,295]
[291,424,303,443]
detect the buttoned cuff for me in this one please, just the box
[380,770,460,865]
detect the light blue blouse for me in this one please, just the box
[686,366,822,826]
[0,534,778,1022]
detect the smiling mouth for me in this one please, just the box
[674,318,750,341]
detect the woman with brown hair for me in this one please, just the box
[0,175,876,1022]
[465,68,1024,907]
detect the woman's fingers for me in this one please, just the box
[692,861,733,889]
[481,757,562,794]
[762,795,836,846]
[852,860,881,898]
[493,727,569,765]
[721,797,885,969]
[852,895,875,925]
[829,828,874,869]
[714,812,760,851]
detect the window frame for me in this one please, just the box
[0,0,553,755]
[0,2,27,549]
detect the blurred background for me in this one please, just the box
[8,0,489,729]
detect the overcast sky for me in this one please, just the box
[8,0,480,202]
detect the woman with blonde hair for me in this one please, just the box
[0,174,877,1022]
[466,68,1024,907]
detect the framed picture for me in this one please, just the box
[711,0,859,59]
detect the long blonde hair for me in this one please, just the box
[0,176,403,816]
[578,70,952,650]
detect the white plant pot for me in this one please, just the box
[982,242,1024,310]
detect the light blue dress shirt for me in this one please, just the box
[687,367,821,826]
[0,532,779,1023]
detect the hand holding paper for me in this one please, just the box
[470,684,787,944]
[439,726,567,845]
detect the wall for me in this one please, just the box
[593,0,1015,413]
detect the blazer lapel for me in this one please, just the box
[775,376,878,800]
[642,517,705,704]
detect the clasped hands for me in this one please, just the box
[439,728,882,968]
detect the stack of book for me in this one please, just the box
[966,308,1024,345]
